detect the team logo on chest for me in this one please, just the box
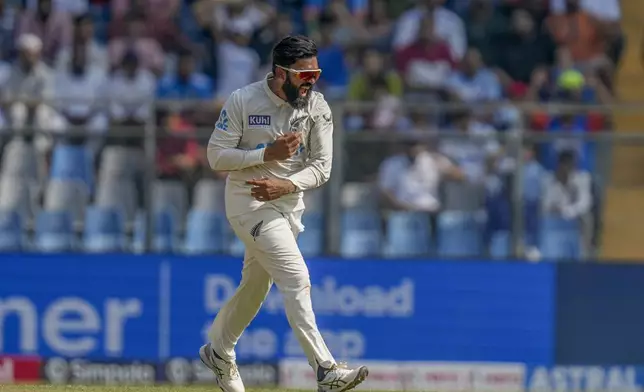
[248,115,271,129]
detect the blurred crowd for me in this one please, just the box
[0,0,625,258]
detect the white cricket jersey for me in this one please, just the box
[207,73,334,219]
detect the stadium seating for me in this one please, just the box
[50,144,94,192]
[34,210,75,253]
[96,178,138,222]
[437,211,485,257]
[152,180,188,226]
[44,179,90,225]
[193,179,226,211]
[340,209,382,258]
[0,176,39,221]
[0,209,23,251]
[383,211,432,257]
[184,209,228,254]
[83,206,126,253]
[132,209,178,254]
[540,216,582,260]
[298,212,324,256]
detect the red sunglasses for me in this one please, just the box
[276,65,322,81]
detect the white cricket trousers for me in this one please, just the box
[208,207,335,369]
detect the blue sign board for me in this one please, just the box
[0,255,555,364]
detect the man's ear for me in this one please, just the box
[275,67,286,81]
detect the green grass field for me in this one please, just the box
[0,387,318,392]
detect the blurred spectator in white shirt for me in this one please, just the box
[5,34,62,151]
[55,14,108,74]
[439,109,500,183]
[16,0,73,64]
[52,39,108,149]
[108,52,156,126]
[393,0,466,60]
[542,150,592,221]
[378,139,464,213]
[108,13,165,75]
[215,20,260,102]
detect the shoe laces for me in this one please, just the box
[226,362,240,379]
[329,361,351,376]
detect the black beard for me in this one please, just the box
[282,77,312,110]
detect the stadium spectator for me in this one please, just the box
[107,51,155,130]
[16,0,73,64]
[310,0,362,47]
[462,0,503,66]
[545,0,610,76]
[541,150,592,259]
[352,0,394,50]
[395,16,456,96]
[378,138,465,239]
[110,0,190,52]
[348,49,403,101]
[4,34,60,150]
[250,12,295,73]
[492,8,555,88]
[205,0,274,39]
[543,111,595,172]
[214,20,260,102]
[549,0,624,68]
[55,14,108,73]
[52,37,108,150]
[304,0,368,27]
[379,138,464,210]
[314,13,349,99]
[111,0,180,23]
[157,50,213,100]
[447,47,502,104]
[156,112,203,201]
[108,13,165,75]
[439,109,500,182]
[345,49,404,132]
[393,0,466,61]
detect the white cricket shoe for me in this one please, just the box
[317,362,369,392]
[199,343,245,392]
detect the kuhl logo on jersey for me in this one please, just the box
[248,115,271,128]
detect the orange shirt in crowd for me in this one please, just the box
[546,12,604,62]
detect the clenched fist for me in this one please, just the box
[263,133,301,162]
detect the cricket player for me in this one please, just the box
[201,35,369,392]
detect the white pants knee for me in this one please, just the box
[208,207,334,369]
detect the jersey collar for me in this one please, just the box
[263,73,289,107]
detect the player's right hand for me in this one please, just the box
[263,133,301,162]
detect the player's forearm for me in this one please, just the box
[207,146,265,171]
[288,160,331,191]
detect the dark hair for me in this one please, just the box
[558,149,576,164]
[271,35,318,74]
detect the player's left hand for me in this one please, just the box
[247,178,296,201]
